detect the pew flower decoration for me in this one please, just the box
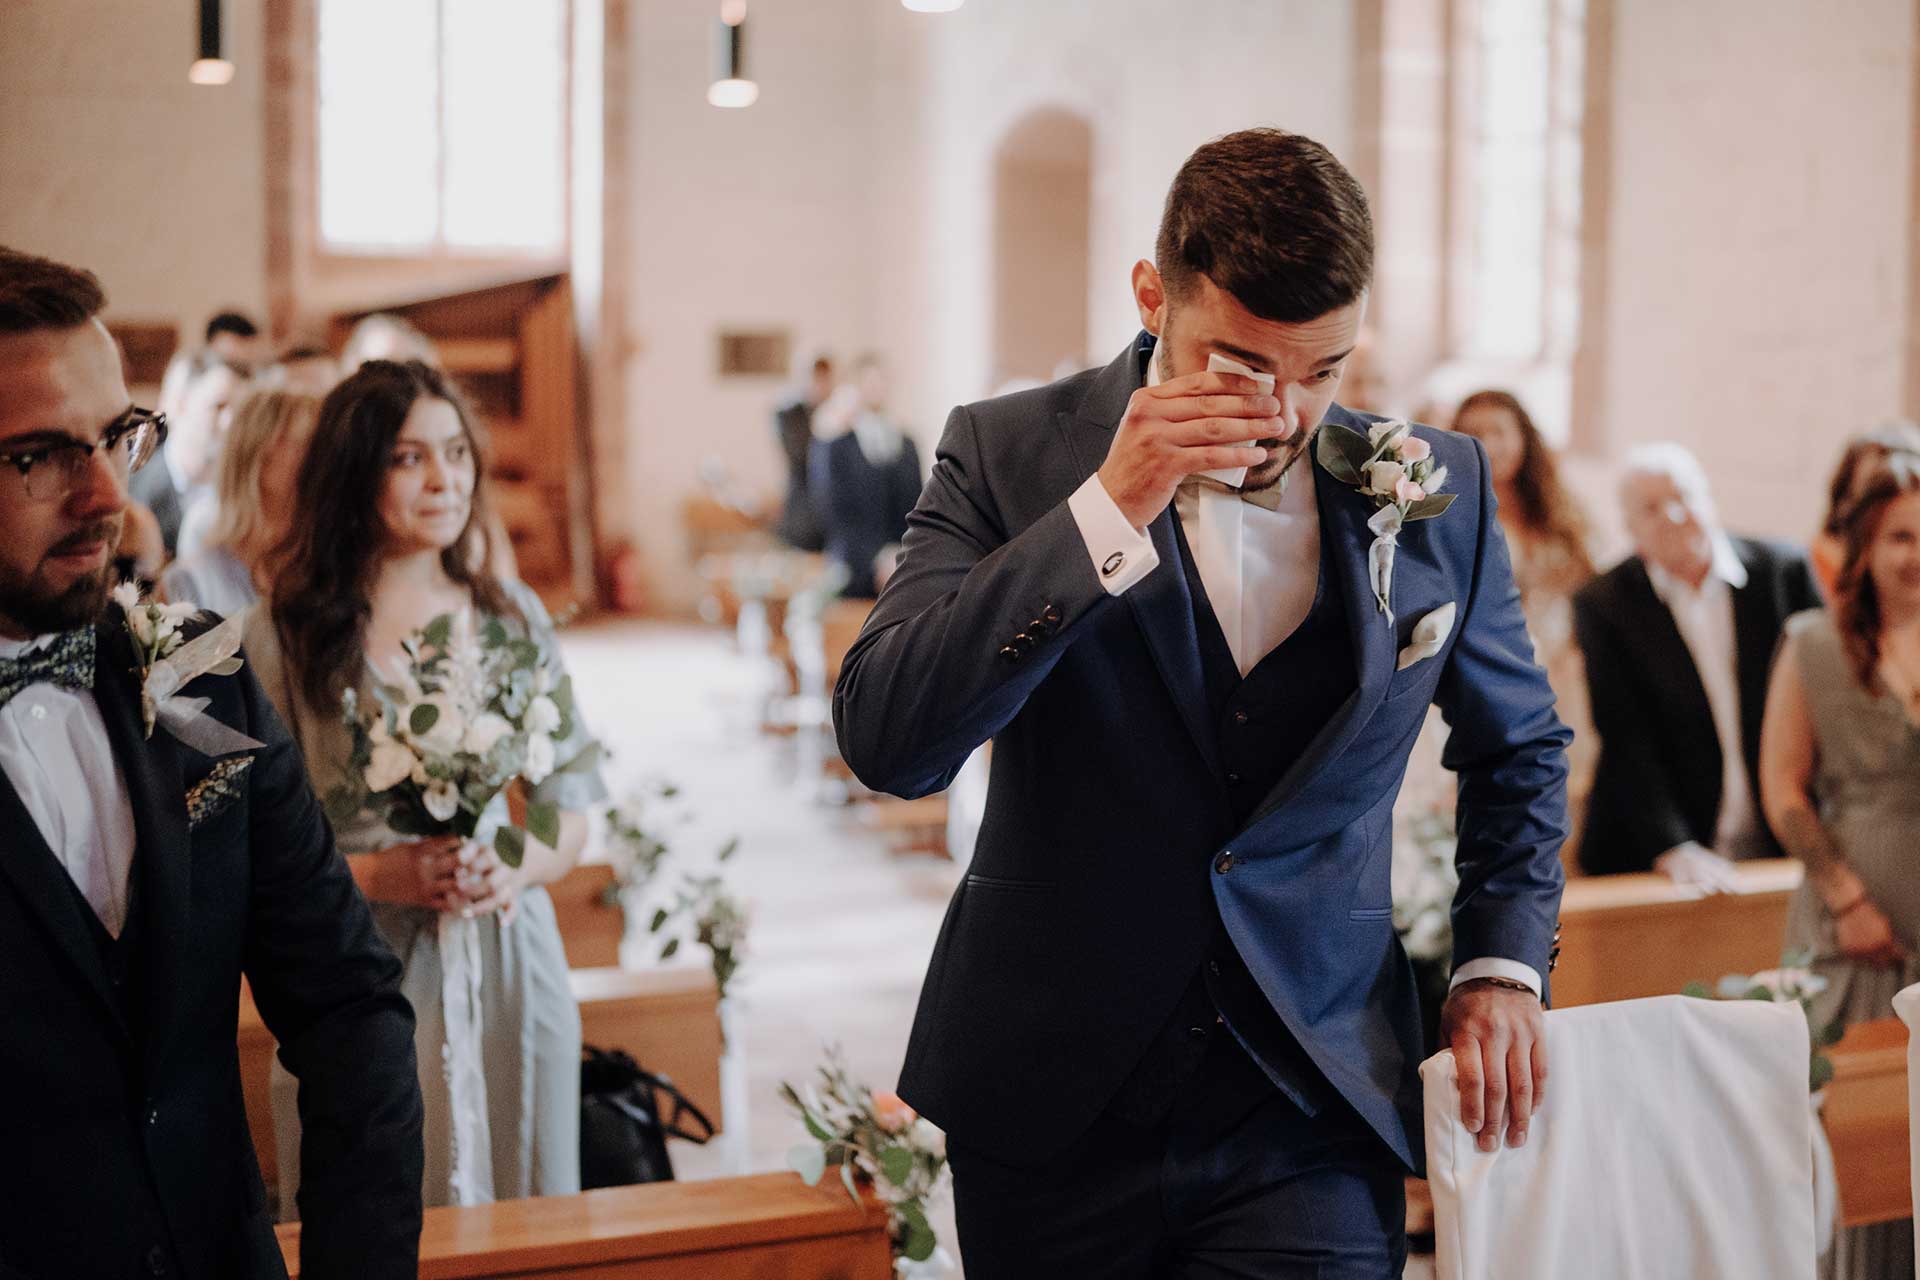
[1315,419,1455,623]
[781,1049,951,1273]
[604,786,748,1005]
[326,609,597,868]
[1682,951,1844,1090]
[1392,809,1459,965]
[111,584,260,754]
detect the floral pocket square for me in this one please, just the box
[185,755,254,829]
[1396,602,1457,672]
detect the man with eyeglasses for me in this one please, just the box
[0,245,422,1279]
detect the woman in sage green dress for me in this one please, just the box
[1762,450,1920,1280]
[248,359,606,1213]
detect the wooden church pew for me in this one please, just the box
[1825,1016,1910,1227]
[547,860,623,970]
[275,1173,894,1278]
[240,964,724,1192]
[1551,859,1804,1007]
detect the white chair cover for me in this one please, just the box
[1421,994,1815,1280]
[1892,982,1920,1275]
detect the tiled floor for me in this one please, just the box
[562,617,1435,1278]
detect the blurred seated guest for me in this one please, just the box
[132,346,243,556]
[262,342,343,396]
[111,501,166,592]
[1452,390,1598,867]
[247,359,606,1209]
[809,354,922,598]
[772,354,834,553]
[1812,423,1920,598]
[204,309,265,373]
[1575,444,1822,884]
[160,388,320,615]
[342,312,438,369]
[1762,451,1920,1280]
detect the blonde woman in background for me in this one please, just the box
[160,388,321,616]
[1451,390,1598,870]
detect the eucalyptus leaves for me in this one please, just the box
[781,1049,949,1270]
[1316,418,1457,623]
[326,609,596,867]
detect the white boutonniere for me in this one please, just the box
[112,583,261,754]
[1315,419,1457,624]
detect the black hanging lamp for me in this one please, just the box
[707,0,758,109]
[188,0,234,85]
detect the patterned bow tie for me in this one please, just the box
[0,627,96,710]
[1179,474,1287,512]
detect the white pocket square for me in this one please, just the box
[1396,602,1457,671]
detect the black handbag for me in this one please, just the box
[579,1045,717,1189]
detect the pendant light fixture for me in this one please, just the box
[188,0,235,85]
[902,0,965,11]
[708,0,758,109]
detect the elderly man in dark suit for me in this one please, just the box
[0,245,422,1280]
[1575,443,1823,885]
[834,130,1569,1277]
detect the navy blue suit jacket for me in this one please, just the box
[810,430,924,598]
[833,341,1569,1172]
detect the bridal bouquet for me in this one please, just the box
[325,610,592,867]
[781,1049,950,1273]
[326,608,597,1207]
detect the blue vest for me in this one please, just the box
[1106,490,1358,1132]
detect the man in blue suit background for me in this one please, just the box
[834,129,1569,1276]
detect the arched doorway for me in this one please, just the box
[990,108,1093,389]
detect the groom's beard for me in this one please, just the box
[0,518,123,635]
[1242,427,1317,494]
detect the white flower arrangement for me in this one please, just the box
[325,609,596,866]
[1316,418,1457,622]
[113,583,257,754]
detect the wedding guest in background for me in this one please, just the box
[772,354,834,553]
[262,342,345,397]
[205,309,266,373]
[1761,451,1920,1280]
[0,246,421,1279]
[160,388,321,616]
[246,359,606,1209]
[341,312,439,369]
[1452,390,1598,867]
[111,500,167,592]
[1575,443,1822,884]
[132,345,244,555]
[1812,423,1920,598]
[810,354,922,598]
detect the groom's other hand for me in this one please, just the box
[1441,979,1548,1153]
[1096,371,1279,527]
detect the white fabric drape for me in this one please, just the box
[439,913,494,1205]
[1421,995,1815,1280]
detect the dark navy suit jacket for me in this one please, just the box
[810,429,924,598]
[833,340,1570,1172]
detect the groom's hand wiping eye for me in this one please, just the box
[1096,371,1285,528]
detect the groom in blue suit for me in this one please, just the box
[834,129,1569,1276]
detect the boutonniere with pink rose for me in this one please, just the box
[1316,419,1456,624]
[112,583,260,755]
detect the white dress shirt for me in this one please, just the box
[1064,342,1539,997]
[0,635,137,936]
[1645,537,1761,860]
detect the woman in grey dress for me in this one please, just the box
[247,360,605,1212]
[1762,450,1920,1280]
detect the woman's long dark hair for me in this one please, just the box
[271,359,516,714]
[1835,450,1920,690]
[1821,422,1920,537]
[1454,389,1595,580]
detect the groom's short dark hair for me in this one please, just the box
[1155,129,1374,324]
[0,246,107,333]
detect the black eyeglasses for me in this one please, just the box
[0,408,168,502]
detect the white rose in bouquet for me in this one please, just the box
[525,694,562,738]
[410,694,468,756]
[523,732,557,786]
[462,712,514,757]
[366,738,419,793]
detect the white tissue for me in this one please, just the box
[1199,352,1277,487]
